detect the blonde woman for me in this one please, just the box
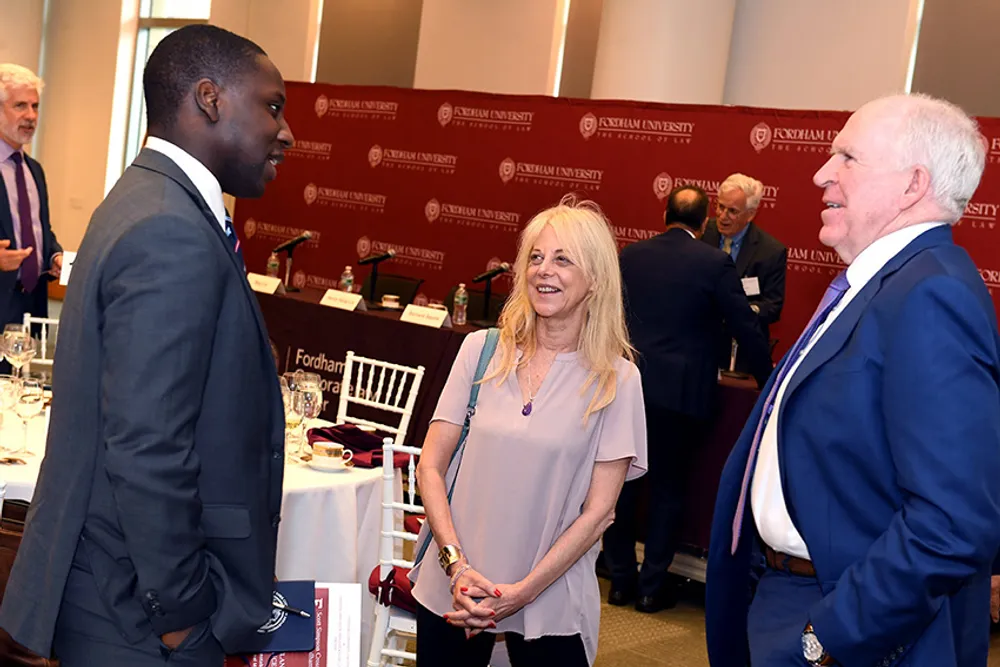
[410,196,648,666]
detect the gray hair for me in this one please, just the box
[0,64,44,103]
[882,94,985,222]
[718,173,764,211]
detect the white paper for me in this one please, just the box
[400,304,452,329]
[320,289,366,311]
[58,251,77,286]
[247,273,284,294]
[319,582,362,667]
[741,276,761,296]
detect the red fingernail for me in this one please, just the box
[443,614,449,620]
[460,587,468,593]
[489,622,496,628]
[490,610,496,616]
[495,589,502,597]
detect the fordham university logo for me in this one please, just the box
[368,145,384,167]
[292,271,307,290]
[314,95,329,118]
[437,103,453,127]
[425,199,441,223]
[303,183,318,205]
[579,112,598,140]
[498,158,516,184]
[356,236,372,258]
[486,257,504,272]
[652,173,673,201]
[750,122,773,153]
[243,217,257,239]
[260,591,290,634]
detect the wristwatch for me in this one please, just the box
[802,623,836,665]
[438,544,463,572]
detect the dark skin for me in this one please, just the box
[149,52,293,650]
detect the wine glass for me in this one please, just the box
[297,373,324,426]
[0,375,21,453]
[286,389,306,462]
[4,331,35,379]
[13,379,43,457]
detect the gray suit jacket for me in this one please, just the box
[0,149,285,657]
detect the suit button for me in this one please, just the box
[271,514,281,528]
[273,451,281,460]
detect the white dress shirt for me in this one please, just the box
[0,142,44,279]
[751,222,947,558]
[144,137,227,233]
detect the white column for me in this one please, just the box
[0,0,45,73]
[723,0,920,110]
[591,0,737,104]
[212,0,324,82]
[413,0,571,96]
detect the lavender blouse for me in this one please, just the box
[410,330,648,664]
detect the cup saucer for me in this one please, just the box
[307,458,354,473]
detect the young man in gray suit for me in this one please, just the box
[0,25,294,665]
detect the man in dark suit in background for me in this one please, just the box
[702,173,786,371]
[0,64,62,330]
[0,25,294,665]
[602,185,772,613]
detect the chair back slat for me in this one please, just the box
[335,352,425,446]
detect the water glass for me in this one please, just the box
[0,375,21,453]
[3,331,35,379]
[13,379,43,457]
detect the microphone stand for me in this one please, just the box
[469,276,497,328]
[364,256,394,307]
[283,247,299,292]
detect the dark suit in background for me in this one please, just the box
[0,152,61,327]
[603,224,772,607]
[702,219,786,371]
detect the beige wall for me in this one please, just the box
[910,0,1000,117]
[413,0,569,95]
[0,0,45,74]
[724,0,919,110]
[558,0,603,99]
[212,0,323,82]
[316,0,423,87]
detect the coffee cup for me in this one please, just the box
[381,294,400,309]
[311,441,354,470]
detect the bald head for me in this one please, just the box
[665,185,709,231]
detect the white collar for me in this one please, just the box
[845,222,947,289]
[144,136,227,232]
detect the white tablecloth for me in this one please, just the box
[1,415,394,665]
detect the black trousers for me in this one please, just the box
[602,403,706,596]
[52,553,223,666]
[416,603,588,667]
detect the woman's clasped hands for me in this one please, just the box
[443,566,533,638]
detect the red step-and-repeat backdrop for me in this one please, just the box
[234,83,1000,357]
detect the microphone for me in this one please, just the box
[358,249,396,266]
[472,262,511,283]
[272,231,312,253]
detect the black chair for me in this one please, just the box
[360,272,424,307]
[445,285,508,324]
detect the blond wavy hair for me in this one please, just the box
[482,195,634,424]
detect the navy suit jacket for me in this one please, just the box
[0,150,285,657]
[706,226,1000,666]
[0,153,62,325]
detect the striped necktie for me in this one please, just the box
[721,236,733,255]
[223,211,245,270]
[9,152,39,292]
[730,270,851,553]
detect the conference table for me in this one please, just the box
[2,414,394,658]
[258,289,762,579]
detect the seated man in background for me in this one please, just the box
[701,173,786,372]
[602,185,771,613]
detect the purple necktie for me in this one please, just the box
[9,152,39,293]
[730,270,850,554]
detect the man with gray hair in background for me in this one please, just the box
[0,64,63,334]
[702,173,786,371]
[708,94,1000,666]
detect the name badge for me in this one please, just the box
[400,304,452,329]
[247,273,284,295]
[319,289,366,311]
[741,277,761,296]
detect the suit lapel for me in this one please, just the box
[703,220,720,247]
[130,149,271,345]
[782,226,953,402]
[24,156,49,259]
[0,172,12,240]
[734,224,759,276]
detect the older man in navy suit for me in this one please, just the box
[707,94,1000,666]
[0,64,62,330]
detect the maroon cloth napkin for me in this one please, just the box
[306,423,413,469]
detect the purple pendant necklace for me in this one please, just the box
[522,363,540,416]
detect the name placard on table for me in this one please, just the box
[400,304,452,329]
[319,289,367,311]
[247,273,286,295]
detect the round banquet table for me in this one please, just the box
[1,414,397,661]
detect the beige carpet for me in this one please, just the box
[592,579,1000,666]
